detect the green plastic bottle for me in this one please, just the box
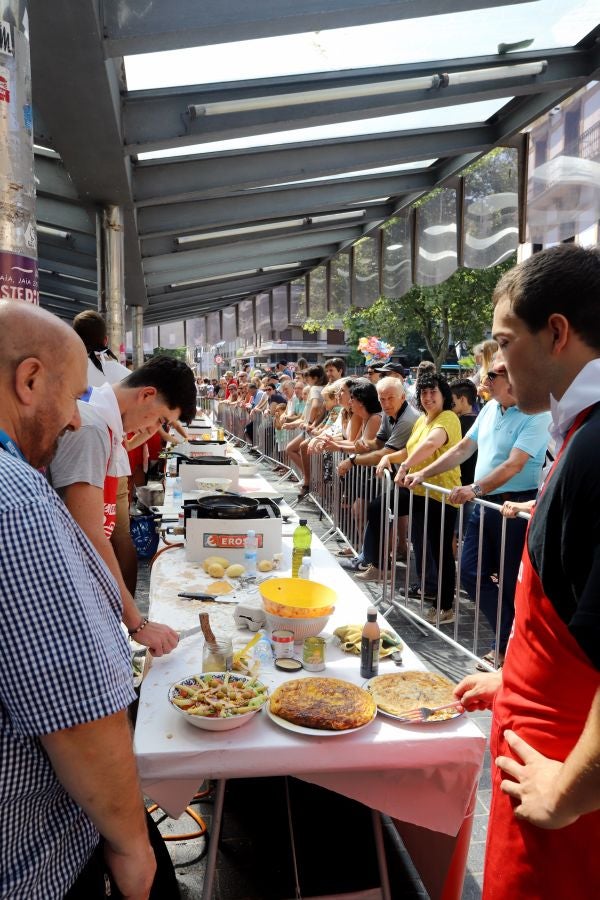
[292,519,312,577]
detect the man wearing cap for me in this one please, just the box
[377,362,406,379]
[405,359,550,664]
[456,244,600,900]
[366,364,384,383]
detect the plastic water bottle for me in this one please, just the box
[292,519,312,577]
[244,529,258,576]
[173,476,182,501]
[297,556,311,580]
[253,630,274,665]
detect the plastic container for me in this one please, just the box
[297,556,311,580]
[172,476,182,501]
[360,607,380,679]
[292,520,312,577]
[244,529,258,576]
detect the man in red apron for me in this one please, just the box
[456,244,600,898]
[49,356,197,656]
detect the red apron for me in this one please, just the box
[484,409,600,899]
[102,426,118,539]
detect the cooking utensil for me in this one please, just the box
[178,625,203,641]
[191,492,260,519]
[178,591,238,604]
[396,701,462,722]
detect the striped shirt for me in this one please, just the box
[0,452,135,898]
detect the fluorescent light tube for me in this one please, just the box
[188,62,546,118]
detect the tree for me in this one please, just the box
[349,258,514,370]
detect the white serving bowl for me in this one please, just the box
[238,462,258,477]
[264,611,331,642]
[168,672,269,731]
[194,476,233,493]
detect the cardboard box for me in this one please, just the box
[184,513,282,564]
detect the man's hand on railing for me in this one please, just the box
[448,485,476,505]
[337,457,352,476]
[375,454,392,477]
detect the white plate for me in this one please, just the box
[266,705,377,737]
[364,675,464,725]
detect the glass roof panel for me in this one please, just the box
[125,1,598,90]
[138,98,509,160]
[244,160,438,189]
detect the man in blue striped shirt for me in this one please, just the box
[0,303,159,898]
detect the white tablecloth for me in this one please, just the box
[134,536,485,837]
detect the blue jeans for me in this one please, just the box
[460,492,536,652]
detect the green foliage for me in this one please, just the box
[152,346,188,361]
[360,258,515,370]
[302,312,339,333]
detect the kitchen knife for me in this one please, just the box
[178,625,203,641]
[177,591,239,604]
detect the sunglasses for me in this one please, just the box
[486,370,506,382]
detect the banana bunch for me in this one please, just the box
[333,624,403,657]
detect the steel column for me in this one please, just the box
[102,205,125,360]
[132,305,144,368]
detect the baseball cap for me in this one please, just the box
[379,362,407,376]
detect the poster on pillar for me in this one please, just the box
[0,252,39,303]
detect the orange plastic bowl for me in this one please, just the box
[259,578,336,619]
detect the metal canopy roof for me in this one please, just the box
[29,1,600,326]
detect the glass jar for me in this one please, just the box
[202,638,233,673]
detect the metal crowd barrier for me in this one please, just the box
[210,400,529,668]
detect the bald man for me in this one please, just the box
[0,303,170,898]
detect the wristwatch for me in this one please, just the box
[471,483,483,498]
[349,453,358,466]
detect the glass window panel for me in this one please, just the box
[309,265,327,319]
[126,2,595,89]
[272,284,288,331]
[238,298,254,338]
[256,292,271,336]
[330,250,350,317]
[158,321,185,348]
[382,214,412,297]
[415,188,458,286]
[142,325,158,353]
[463,148,519,269]
[290,277,307,324]
[186,317,206,347]
[527,83,600,246]
[206,312,221,344]
[222,305,237,341]
[353,236,379,308]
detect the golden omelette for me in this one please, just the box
[270,677,376,731]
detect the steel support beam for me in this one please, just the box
[39,274,98,302]
[102,0,531,57]
[142,227,360,276]
[133,126,490,206]
[137,172,432,238]
[102,206,126,358]
[124,48,590,155]
[34,154,80,202]
[145,248,330,290]
[36,197,96,236]
[29,0,148,306]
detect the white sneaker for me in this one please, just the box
[424,607,455,625]
[354,564,384,582]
